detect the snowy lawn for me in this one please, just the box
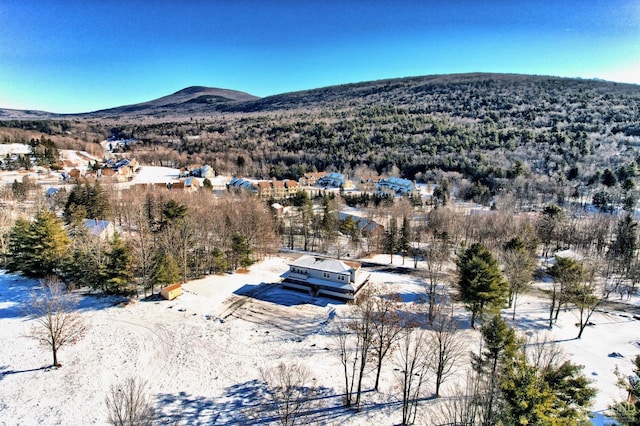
[0,256,637,425]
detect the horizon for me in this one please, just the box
[1,1,639,114]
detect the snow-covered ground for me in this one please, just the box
[0,255,637,425]
[0,144,31,156]
[129,166,180,185]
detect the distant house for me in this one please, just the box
[227,177,257,194]
[284,179,300,196]
[68,169,81,180]
[299,171,328,186]
[257,181,273,199]
[338,212,384,235]
[358,176,382,192]
[200,164,215,179]
[101,168,116,178]
[160,283,182,301]
[272,180,286,198]
[45,187,59,198]
[280,255,370,300]
[83,219,116,240]
[377,177,419,196]
[317,172,346,188]
[184,177,201,191]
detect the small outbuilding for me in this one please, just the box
[160,283,182,301]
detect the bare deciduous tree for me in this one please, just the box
[422,233,450,323]
[428,304,466,397]
[395,325,430,425]
[370,288,404,391]
[570,260,604,339]
[25,278,88,367]
[260,362,316,426]
[501,245,535,320]
[105,376,155,426]
[335,286,376,409]
[433,369,489,426]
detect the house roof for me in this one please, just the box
[45,187,59,197]
[338,213,383,233]
[162,283,182,292]
[83,219,113,236]
[303,172,327,179]
[290,255,359,274]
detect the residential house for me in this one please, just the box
[227,177,257,194]
[317,172,346,188]
[358,176,382,192]
[101,168,116,178]
[68,169,81,180]
[280,255,370,300]
[272,180,286,198]
[45,187,59,198]
[257,181,273,199]
[299,171,328,186]
[83,219,116,240]
[284,179,300,196]
[200,164,215,179]
[338,212,384,235]
[376,177,419,196]
[184,177,201,191]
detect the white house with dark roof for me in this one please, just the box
[280,255,369,300]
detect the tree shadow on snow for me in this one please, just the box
[0,271,130,318]
[155,391,217,425]
[0,273,41,319]
[155,379,358,425]
[509,314,552,332]
[0,365,48,381]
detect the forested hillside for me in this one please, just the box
[2,73,640,207]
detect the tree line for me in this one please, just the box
[5,181,277,296]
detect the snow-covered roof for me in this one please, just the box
[83,219,113,236]
[554,249,584,261]
[290,255,359,274]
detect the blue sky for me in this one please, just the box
[1,0,639,113]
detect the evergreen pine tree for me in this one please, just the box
[149,252,181,294]
[105,233,136,295]
[500,353,557,426]
[457,243,508,328]
[384,217,398,264]
[7,210,70,278]
[231,233,252,270]
[64,181,110,223]
[399,216,411,265]
[609,214,638,274]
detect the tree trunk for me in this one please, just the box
[374,357,383,391]
[52,342,59,367]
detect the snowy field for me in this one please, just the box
[0,254,638,425]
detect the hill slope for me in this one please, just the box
[83,86,260,117]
